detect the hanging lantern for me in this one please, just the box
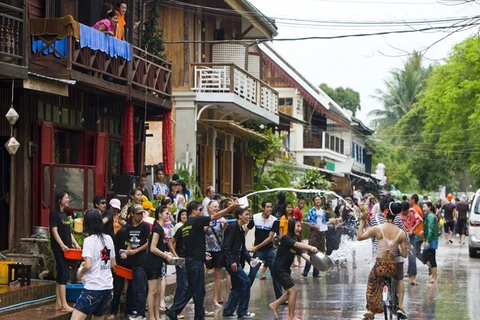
[5,106,19,125]
[5,136,20,155]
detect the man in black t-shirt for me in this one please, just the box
[166,200,238,320]
[442,200,456,244]
[246,200,283,300]
[121,204,150,319]
[168,223,187,307]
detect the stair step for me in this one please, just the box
[1,302,72,320]
[0,280,56,310]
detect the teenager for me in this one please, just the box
[50,190,80,313]
[71,209,116,320]
[269,218,318,320]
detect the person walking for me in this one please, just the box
[442,195,456,244]
[71,209,116,320]
[222,207,256,319]
[422,201,439,284]
[165,201,238,320]
[455,195,469,245]
[400,201,422,286]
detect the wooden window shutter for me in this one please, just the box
[40,121,54,164]
[94,132,108,195]
[220,150,232,194]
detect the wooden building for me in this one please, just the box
[0,0,172,250]
[155,0,280,195]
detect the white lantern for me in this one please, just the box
[5,107,19,125]
[5,136,20,155]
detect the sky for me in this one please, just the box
[249,0,479,127]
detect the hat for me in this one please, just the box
[132,204,146,215]
[109,198,121,210]
[213,194,222,200]
[447,193,453,201]
[142,201,155,211]
[170,180,180,185]
[345,197,352,201]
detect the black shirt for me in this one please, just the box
[114,225,131,268]
[173,225,186,258]
[49,209,72,254]
[442,202,456,221]
[127,221,150,267]
[456,201,469,220]
[102,209,115,239]
[141,187,151,200]
[272,234,302,273]
[181,215,211,260]
[145,221,167,268]
[247,213,279,252]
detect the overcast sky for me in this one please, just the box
[250,0,479,127]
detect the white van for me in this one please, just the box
[469,190,480,257]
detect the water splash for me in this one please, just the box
[329,235,359,264]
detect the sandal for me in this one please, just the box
[397,308,408,319]
[259,276,267,280]
[362,312,375,320]
[410,281,419,286]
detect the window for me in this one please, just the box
[279,97,293,106]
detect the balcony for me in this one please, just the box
[192,63,279,124]
[29,20,172,108]
[0,2,27,79]
[302,131,347,162]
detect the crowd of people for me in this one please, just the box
[48,174,470,320]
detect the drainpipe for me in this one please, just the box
[8,134,16,249]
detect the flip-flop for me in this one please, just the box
[410,281,420,286]
[259,276,267,280]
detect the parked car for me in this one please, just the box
[469,190,480,258]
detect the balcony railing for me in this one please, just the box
[303,131,345,154]
[192,63,278,115]
[29,21,172,101]
[0,2,24,63]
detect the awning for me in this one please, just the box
[279,111,309,126]
[198,119,266,139]
[349,172,371,181]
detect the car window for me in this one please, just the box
[474,196,480,215]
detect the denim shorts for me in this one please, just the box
[74,289,113,317]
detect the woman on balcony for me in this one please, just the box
[93,11,118,37]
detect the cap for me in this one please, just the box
[345,197,352,201]
[170,180,180,185]
[109,198,121,210]
[132,204,146,215]
[142,201,155,211]
[213,194,222,200]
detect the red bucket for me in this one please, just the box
[64,249,83,260]
[114,265,132,280]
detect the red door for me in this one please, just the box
[39,122,54,227]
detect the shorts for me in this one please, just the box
[395,262,404,281]
[74,289,112,317]
[145,262,164,280]
[272,270,295,290]
[53,251,68,285]
[444,221,454,233]
[457,219,467,235]
[205,251,225,269]
[422,249,437,268]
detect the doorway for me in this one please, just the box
[0,136,11,251]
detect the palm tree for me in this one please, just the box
[369,53,428,134]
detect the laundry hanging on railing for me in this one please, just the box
[31,37,68,58]
[79,24,132,61]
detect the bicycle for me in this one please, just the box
[382,276,398,320]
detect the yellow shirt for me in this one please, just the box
[279,215,288,237]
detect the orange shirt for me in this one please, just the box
[412,204,424,236]
[116,11,126,40]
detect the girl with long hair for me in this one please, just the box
[422,201,439,284]
[71,209,115,320]
[49,190,80,312]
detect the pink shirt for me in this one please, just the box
[92,19,115,32]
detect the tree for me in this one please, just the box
[369,52,429,136]
[319,83,361,116]
[142,0,166,59]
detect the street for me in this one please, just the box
[170,234,480,320]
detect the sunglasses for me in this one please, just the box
[197,207,203,211]
[100,201,107,204]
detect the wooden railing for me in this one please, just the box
[0,2,24,63]
[30,28,172,101]
[303,131,345,154]
[192,63,278,115]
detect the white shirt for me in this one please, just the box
[82,234,115,290]
[316,208,328,232]
[202,197,212,216]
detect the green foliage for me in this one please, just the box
[175,164,202,201]
[319,83,361,116]
[297,168,334,191]
[142,0,166,60]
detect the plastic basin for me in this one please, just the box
[114,265,132,280]
[64,249,83,260]
[66,283,83,302]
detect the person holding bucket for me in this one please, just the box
[49,190,81,313]
[269,218,318,320]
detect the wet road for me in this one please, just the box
[166,234,480,320]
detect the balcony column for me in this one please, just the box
[173,92,197,168]
[322,131,326,149]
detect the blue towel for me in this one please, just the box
[31,36,68,58]
[79,23,132,61]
